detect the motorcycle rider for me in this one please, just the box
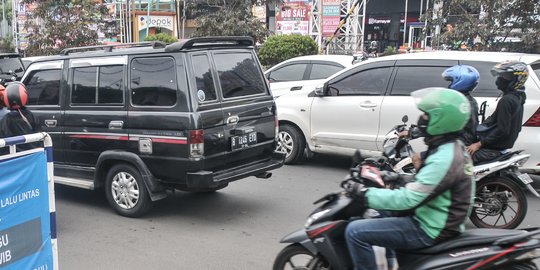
[0,82,40,151]
[466,61,528,164]
[442,64,480,146]
[345,88,474,270]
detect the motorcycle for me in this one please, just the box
[377,116,539,229]
[273,152,540,270]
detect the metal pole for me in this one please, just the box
[182,0,186,39]
[12,0,17,53]
[2,0,6,37]
[402,0,408,47]
[146,0,150,38]
[424,0,430,48]
[361,0,366,52]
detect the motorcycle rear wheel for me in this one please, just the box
[273,244,331,270]
[470,176,527,229]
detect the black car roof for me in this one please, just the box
[29,36,255,64]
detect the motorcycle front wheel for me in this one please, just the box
[470,176,527,229]
[273,244,331,270]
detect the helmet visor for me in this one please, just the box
[411,87,439,109]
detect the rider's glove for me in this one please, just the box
[345,182,368,206]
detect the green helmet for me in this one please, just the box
[412,87,471,136]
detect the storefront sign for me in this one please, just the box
[275,2,310,35]
[253,5,266,22]
[138,15,175,31]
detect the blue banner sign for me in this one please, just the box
[0,152,53,270]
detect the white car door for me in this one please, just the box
[267,62,309,97]
[310,63,394,154]
[378,60,459,151]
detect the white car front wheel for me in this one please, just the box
[276,124,305,164]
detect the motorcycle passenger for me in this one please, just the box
[466,61,528,164]
[345,88,475,270]
[0,84,7,120]
[0,82,40,151]
[442,64,480,146]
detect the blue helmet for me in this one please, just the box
[442,65,480,93]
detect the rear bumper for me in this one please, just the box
[185,151,285,188]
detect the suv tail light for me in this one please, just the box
[189,129,204,157]
[523,107,540,127]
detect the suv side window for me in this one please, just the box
[309,64,343,80]
[131,57,177,106]
[25,69,61,106]
[329,67,391,96]
[213,52,266,98]
[71,65,124,105]
[460,61,500,97]
[390,66,450,96]
[191,54,217,102]
[268,63,307,82]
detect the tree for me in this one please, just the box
[191,0,268,42]
[21,0,113,56]
[257,34,318,67]
[425,0,540,53]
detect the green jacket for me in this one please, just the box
[366,141,475,242]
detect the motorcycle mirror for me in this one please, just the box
[402,115,408,123]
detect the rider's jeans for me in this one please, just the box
[345,216,434,270]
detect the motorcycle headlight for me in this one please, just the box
[304,209,331,228]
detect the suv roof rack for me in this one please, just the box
[60,41,166,55]
[165,36,254,52]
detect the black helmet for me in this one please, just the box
[2,82,28,110]
[490,60,528,90]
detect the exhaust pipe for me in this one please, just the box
[256,171,272,179]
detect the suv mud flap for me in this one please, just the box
[96,151,167,201]
[185,151,285,189]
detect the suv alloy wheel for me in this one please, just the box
[105,164,152,218]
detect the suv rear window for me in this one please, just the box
[71,66,124,105]
[213,52,266,98]
[131,57,177,106]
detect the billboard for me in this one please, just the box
[275,2,311,35]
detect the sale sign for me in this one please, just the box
[275,2,311,35]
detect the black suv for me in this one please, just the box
[21,37,284,217]
[0,53,25,86]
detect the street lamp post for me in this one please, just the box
[403,0,408,47]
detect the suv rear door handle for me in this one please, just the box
[290,86,303,91]
[109,121,124,129]
[45,119,57,127]
[227,115,239,125]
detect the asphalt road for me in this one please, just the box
[55,155,540,270]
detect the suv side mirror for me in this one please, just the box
[314,83,327,97]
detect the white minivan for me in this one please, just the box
[275,51,540,171]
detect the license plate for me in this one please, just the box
[518,173,533,185]
[231,132,257,150]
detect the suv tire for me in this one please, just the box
[105,164,153,218]
[277,124,305,165]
